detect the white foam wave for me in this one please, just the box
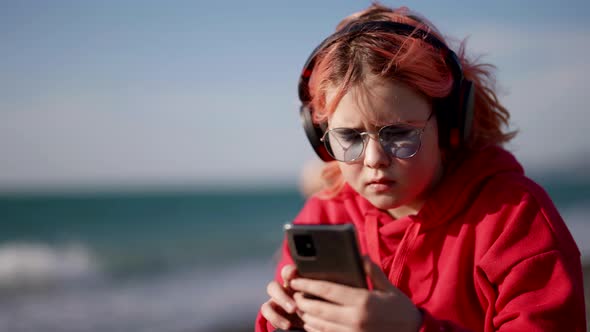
[0,242,100,288]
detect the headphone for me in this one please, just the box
[298,21,475,162]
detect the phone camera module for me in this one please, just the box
[294,234,316,257]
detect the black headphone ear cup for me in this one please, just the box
[459,80,475,144]
[436,79,475,150]
[300,105,334,161]
[433,99,451,150]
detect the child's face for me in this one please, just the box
[326,77,444,218]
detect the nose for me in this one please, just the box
[363,135,391,168]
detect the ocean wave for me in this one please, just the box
[0,242,101,289]
[0,257,275,332]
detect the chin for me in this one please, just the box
[366,194,402,210]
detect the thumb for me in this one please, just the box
[363,256,394,292]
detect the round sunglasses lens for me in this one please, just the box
[326,130,364,161]
[391,142,420,158]
[380,127,421,159]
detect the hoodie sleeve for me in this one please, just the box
[473,181,586,331]
[418,308,473,331]
[255,196,330,332]
[418,176,586,332]
[416,249,585,331]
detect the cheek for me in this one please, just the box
[407,137,444,184]
[411,121,442,165]
[337,163,362,185]
[394,129,443,188]
[406,153,441,182]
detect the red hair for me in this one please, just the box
[308,3,516,197]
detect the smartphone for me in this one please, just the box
[284,223,367,289]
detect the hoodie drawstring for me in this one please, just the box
[389,219,421,286]
[366,214,381,265]
[366,213,422,288]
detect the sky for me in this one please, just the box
[1,0,589,192]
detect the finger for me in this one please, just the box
[289,278,366,305]
[363,256,395,292]
[293,292,355,326]
[260,300,295,331]
[280,264,298,288]
[267,280,297,314]
[300,309,350,332]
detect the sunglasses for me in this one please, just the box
[320,112,434,162]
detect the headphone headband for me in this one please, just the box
[298,20,474,161]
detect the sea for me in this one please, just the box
[0,174,588,332]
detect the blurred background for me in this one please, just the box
[1,0,589,331]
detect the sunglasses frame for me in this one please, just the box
[320,112,434,162]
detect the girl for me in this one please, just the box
[257,4,585,331]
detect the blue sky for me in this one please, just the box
[1,0,589,191]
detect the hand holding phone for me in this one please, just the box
[280,224,423,331]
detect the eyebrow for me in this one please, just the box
[373,115,433,128]
[330,120,427,130]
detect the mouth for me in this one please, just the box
[366,178,396,192]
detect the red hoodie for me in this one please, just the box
[255,146,586,331]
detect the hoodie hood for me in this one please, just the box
[361,145,524,286]
[417,145,524,230]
